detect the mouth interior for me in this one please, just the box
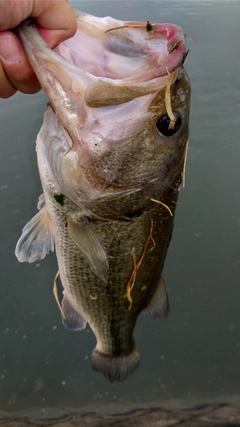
[57,24,169,80]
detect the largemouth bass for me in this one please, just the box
[16,10,190,382]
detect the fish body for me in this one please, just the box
[16,11,191,382]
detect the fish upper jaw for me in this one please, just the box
[18,13,187,137]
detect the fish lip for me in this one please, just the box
[116,22,187,83]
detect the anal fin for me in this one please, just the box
[61,295,87,331]
[142,277,169,319]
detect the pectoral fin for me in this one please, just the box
[142,277,169,319]
[15,206,54,263]
[68,216,109,283]
[61,295,87,331]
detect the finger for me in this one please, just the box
[0,31,41,98]
[33,0,77,48]
[0,1,77,49]
[0,61,17,98]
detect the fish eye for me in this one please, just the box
[156,113,181,137]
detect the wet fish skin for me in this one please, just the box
[15,11,190,382]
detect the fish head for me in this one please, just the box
[81,66,190,194]
[19,11,190,203]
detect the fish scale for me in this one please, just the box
[49,185,178,346]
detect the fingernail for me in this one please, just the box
[0,35,22,62]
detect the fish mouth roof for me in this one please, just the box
[57,10,187,84]
[18,11,187,98]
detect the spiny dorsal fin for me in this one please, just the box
[61,295,87,331]
[68,216,109,283]
[15,205,54,263]
[142,277,169,319]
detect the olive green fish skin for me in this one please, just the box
[15,11,191,382]
[49,185,177,381]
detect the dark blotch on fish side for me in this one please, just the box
[54,194,65,207]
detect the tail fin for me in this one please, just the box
[91,348,140,382]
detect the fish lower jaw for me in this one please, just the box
[91,347,140,382]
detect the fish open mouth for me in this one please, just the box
[57,11,187,83]
[18,11,187,109]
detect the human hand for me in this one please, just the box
[0,0,77,98]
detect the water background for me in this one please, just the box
[0,0,239,418]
